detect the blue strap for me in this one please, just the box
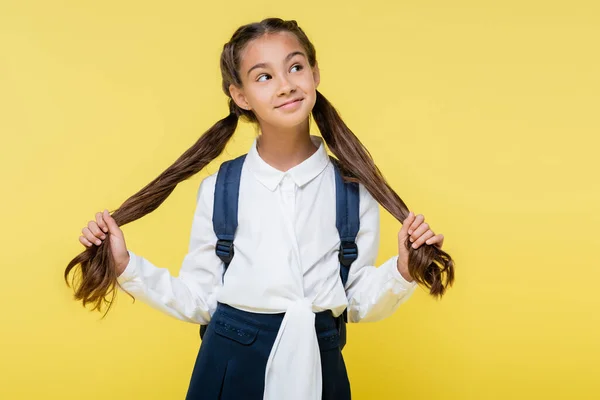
[330,156,360,329]
[330,156,360,288]
[212,154,247,275]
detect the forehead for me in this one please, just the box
[239,31,304,69]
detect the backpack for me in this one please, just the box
[199,154,360,350]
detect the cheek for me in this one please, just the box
[300,78,317,98]
[300,84,317,106]
[252,91,273,109]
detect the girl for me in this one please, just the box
[65,17,454,400]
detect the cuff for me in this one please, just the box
[388,254,418,288]
[116,249,140,285]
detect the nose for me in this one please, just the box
[277,74,296,96]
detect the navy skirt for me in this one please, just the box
[185,302,351,399]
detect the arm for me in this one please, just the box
[116,173,224,325]
[344,183,418,323]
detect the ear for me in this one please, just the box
[313,61,320,88]
[229,84,252,111]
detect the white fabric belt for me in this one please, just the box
[263,297,322,400]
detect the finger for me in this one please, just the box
[412,230,435,249]
[409,222,430,242]
[400,211,416,235]
[87,220,106,240]
[82,227,102,246]
[103,209,120,234]
[96,212,109,233]
[407,214,424,235]
[426,234,444,248]
[79,235,93,247]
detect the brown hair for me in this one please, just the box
[64,17,455,317]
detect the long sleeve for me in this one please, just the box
[344,183,418,323]
[116,173,224,325]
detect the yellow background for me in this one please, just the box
[1,1,598,399]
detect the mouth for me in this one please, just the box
[276,98,304,108]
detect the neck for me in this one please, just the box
[256,119,318,172]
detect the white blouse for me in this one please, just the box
[117,134,417,399]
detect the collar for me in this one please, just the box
[245,135,330,191]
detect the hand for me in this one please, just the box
[79,209,130,276]
[397,211,445,282]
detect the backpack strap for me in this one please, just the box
[199,154,246,340]
[330,156,360,351]
[330,156,360,289]
[212,154,248,277]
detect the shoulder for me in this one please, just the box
[196,154,250,204]
[195,171,219,205]
[328,164,378,217]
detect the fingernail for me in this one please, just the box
[409,237,414,242]
[96,240,101,245]
[412,243,417,248]
[101,235,106,239]
[408,230,412,235]
[103,227,108,233]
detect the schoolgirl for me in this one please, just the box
[66,17,454,400]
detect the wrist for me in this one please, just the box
[116,254,130,277]
[397,257,414,282]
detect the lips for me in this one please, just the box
[276,98,303,108]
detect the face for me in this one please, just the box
[229,31,320,129]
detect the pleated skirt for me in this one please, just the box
[185,302,351,400]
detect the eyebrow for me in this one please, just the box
[246,51,307,77]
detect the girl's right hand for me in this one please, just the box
[79,209,130,276]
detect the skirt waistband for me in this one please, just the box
[214,302,338,333]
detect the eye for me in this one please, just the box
[256,64,304,82]
[257,74,270,82]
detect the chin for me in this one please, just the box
[276,113,311,128]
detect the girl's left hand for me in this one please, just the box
[397,211,444,282]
